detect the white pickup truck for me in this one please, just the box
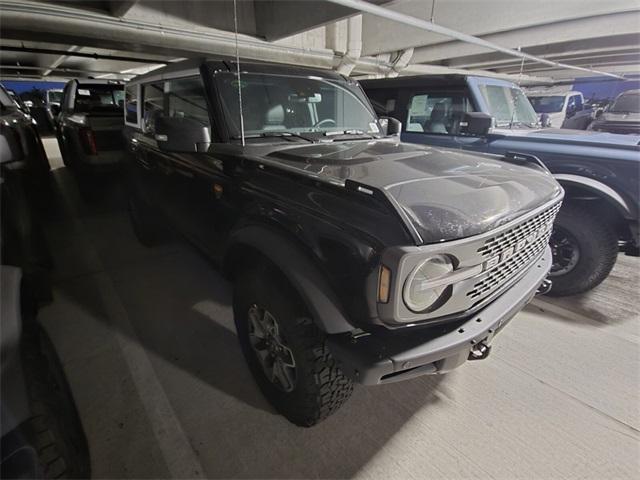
[527,88,593,129]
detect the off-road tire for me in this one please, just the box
[21,325,91,478]
[127,192,164,247]
[233,265,353,427]
[549,203,618,296]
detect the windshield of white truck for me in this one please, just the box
[528,95,565,114]
[610,92,640,113]
[478,84,539,127]
[74,84,125,113]
[216,72,381,140]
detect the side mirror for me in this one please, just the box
[540,113,551,128]
[566,105,576,117]
[155,116,211,153]
[378,116,402,136]
[49,104,61,116]
[460,112,492,136]
[595,109,603,119]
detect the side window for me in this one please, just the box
[406,92,472,135]
[125,84,139,125]
[574,95,583,110]
[142,81,165,134]
[165,77,210,127]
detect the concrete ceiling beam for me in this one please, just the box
[410,12,640,64]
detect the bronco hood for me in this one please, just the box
[258,140,562,244]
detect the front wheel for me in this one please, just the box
[548,203,618,296]
[233,265,353,427]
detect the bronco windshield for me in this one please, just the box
[478,84,539,127]
[216,72,381,139]
[528,95,565,113]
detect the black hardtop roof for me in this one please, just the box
[360,74,470,89]
[617,89,640,96]
[128,57,348,85]
[73,78,124,86]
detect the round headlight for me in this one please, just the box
[403,255,454,312]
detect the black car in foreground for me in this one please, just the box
[588,89,640,135]
[2,85,90,477]
[0,84,50,183]
[123,58,562,426]
[362,75,640,296]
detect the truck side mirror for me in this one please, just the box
[49,104,60,116]
[540,113,551,128]
[460,112,492,136]
[155,115,211,153]
[378,116,402,136]
[595,109,604,119]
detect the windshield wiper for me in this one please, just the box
[323,129,375,140]
[232,132,314,143]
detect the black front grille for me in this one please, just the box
[477,202,561,258]
[468,201,561,300]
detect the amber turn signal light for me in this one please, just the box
[378,265,391,303]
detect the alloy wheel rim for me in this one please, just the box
[549,227,580,276]
[247,304,296,393]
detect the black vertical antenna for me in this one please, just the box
[233,0,245,146]
[510,47,526,129]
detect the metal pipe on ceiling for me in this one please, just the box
[0,46,171,65]
[325,0,626,80]
[0,0,552,84]
[0,64,130,78]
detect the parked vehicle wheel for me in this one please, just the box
[22,324,91,479]
[127,193,164,247]
[233,265,353,427]
[548,203,618,296]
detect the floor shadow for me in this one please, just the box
[40,164,452,478]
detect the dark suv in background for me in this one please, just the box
[56,79,125,172]
[588,89,640,135]
[362,75,640,296]
[123,58,562,426]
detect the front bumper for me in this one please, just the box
[328,246,552,385]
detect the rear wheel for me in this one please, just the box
[233,265,353,427]
[548,203,618,296]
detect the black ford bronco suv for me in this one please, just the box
[123,59,562,426]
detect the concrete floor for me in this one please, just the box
[38,138,639,479]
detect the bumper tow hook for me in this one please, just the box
[468,341,491,361]
[536,278,552,295]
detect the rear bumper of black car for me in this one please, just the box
[328,247,552,385]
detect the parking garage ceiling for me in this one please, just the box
[0,0,638,84]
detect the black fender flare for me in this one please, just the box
[223,225,355,334]
[554,173,636,220]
